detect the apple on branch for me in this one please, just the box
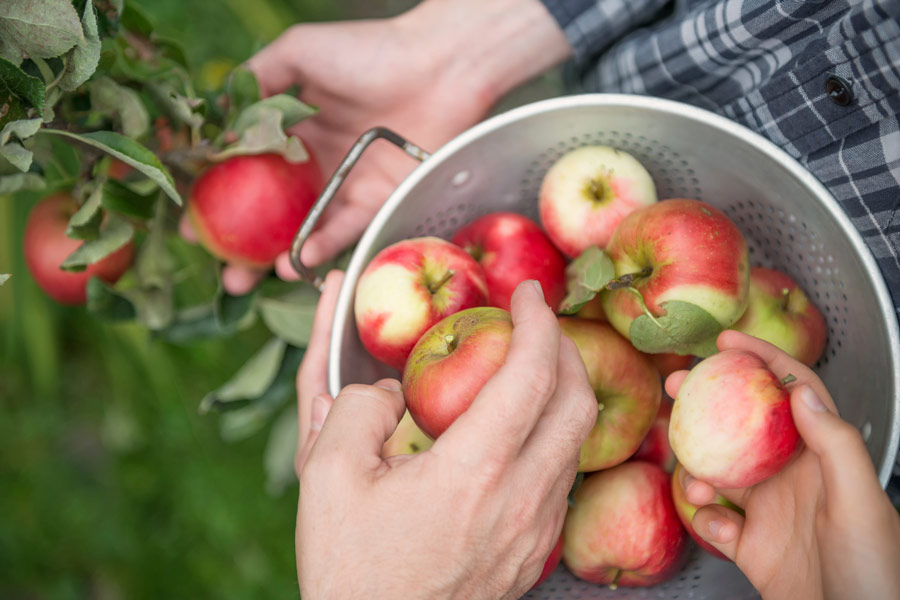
[355,237,489,371]
[539,145,657,257]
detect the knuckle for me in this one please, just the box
[525,364,558,400]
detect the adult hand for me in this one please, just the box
[668,330,900,600]
[295,281,597,598]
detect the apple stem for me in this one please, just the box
[624,286,663,328]
[428,270,455,294]
[781,287,791,311]
[610,569,622,590]
[444,334,458,353]
[605,266,653,290]
[780,374,797,386]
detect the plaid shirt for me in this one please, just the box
[539,0,900,498]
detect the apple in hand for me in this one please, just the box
[403,306,511,438]
[601,199,750,356]
[382,410,434,458]
[558,318,661,472]
[669,350,800,489]
[539,145,657,257]
[732,267,826,366]
[563,461,688,588]
[451,212,566,311]
[188,152,323,267]
[671,463,743,560]
[631,398,676,473]
[23,193,134,305]
[532,535,563,589]
[355,237,489,370]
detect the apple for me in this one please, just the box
[539,145,657,257]
[671,463,743,560]
[403,307,511,438]
[600,199,750,356]
[631,398,676,473]
[576,294,607,321]
[23,193,134,305]
[451,212,566,311]
[732,267,826,366]
[649,353,695,378]
[558,318,661,472]
[563,461,689,588]
[188,152,323,267]
[533,536,563,589]
[356,237,489,371]
[382,410,434,458]
[669,349,800,489]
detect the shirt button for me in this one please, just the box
[825,75,853,106]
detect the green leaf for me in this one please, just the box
[264,404,299,496]
[60,214,133,271]
[212,106,308,163]
[29,133,79,182]
[0,57,45,112]
[226,66,260,114]
[101,178,156,219]
[0,273,10,286]
[0,0,84,63]
[131,286,174,331]
[0,141,31,171]
[628,299,722,357]
[200,337,286,413]
[155,304,226,344]
[86,276,136,322]
[89,76,149,138]
[0,116,41,145]
[0,171,44,193]
[568,472,585,509]
[257,285,319,346]
[119,3,154,36]
[215,286,257,331]
[232,95,317,135]
[41,129,181,204]
[59,0,100,91]
[559,246,616,314]
[65,180,104,239]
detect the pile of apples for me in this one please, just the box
[355,144,827,590]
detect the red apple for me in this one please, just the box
[533,536,563,589]
[669,350,800,489]
[671,463,743,560]
[355,237,489,371]
[631,398,676,473]
[188,152,323,267]
[23,193,134,305]
[403,306,511,438]
[649,353,695,379]
[600,199,750,356]
[732,267,826,366]
[563,461,689,588]
[558,318,661,472]
[382,410,434,458]
[539,145,657,257]
[451,212,566,311]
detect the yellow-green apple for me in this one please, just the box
[631,398,676,473]
[563,461,688,588]
[451,212,567,311]
[539,145,657,257]
[669,350,800,489]
[671,463,743,560]
[558,318,661,472]
[188,152,323,267]
[532,536,563,589]
[355,237,489,370]
[576,294,607,321]
[23,193,134,305]
[403,307,511,438]
[732,267,826,366]
[600,199,750,356]
[382,410,434,458]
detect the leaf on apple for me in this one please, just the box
[0,273,10,286]
[257,285,319,347]
[264,404,299,496]
[231,95,317,135]
[559,246,615,314]
[102,179,157,219]
[629,300,721,357]
[59,0,101,92]
[212,106,309,163]
[86,277,137,322]
[0,0,84,64]
[61,214,133,271]
[89,77,151,138]
[65,180,104,240]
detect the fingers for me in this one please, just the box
[433,281,562,463]
[309,379,405,474]
[221,265,266,296]
[680,466,750,509]
[692,503,745,562]
[246,26,307,97]
[295,393,333,475]
[179,213,198,243]
[275,252,302,281]
[664,369,689,399]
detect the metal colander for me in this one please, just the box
[291,94,900,600]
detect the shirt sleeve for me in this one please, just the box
[540,0,673,66]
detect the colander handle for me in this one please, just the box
[288,127,431,289]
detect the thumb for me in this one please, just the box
[790,385,882,509]
[309,379,405,475]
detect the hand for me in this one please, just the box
[295,281,597,599]
[667,330,900,600]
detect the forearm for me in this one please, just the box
[396,0,572,107]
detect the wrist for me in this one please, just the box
[394,0,572,107]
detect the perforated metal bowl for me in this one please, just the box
[298,94,900,599]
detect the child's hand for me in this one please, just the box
[667,330,900,600]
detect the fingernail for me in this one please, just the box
[531,280,545,300]
[376,379,402,392]
[708,520,724,539]
[799,386,826,412]
[310,394,331,431]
